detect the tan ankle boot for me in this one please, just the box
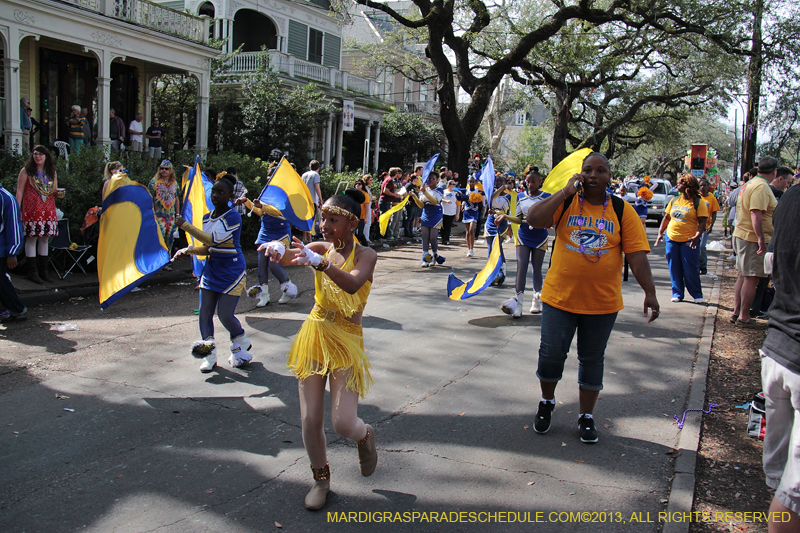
[356,424,377,477]
[304,464,330,510]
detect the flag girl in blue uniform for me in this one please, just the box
[484,175,512,284]
[410,170,446,267]
[174,174,252,372]
[237,196,298,307]
[458,176,484,257]
[497,167,551,317]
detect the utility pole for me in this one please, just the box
[742,0,763,173]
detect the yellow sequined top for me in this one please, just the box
[286,240,373,397]
[314,243,371,319]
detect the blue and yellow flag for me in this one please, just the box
[447,237,503,300]
[542,148,593,194]
[260,157,314,231]
[181,156,212,277]
[98,173,171,309]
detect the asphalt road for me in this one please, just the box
[0,224,718,532]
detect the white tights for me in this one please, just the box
[25,236,49,258]
[298,369,367,469]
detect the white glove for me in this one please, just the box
[257,241,286,261]
[294,244,322,267]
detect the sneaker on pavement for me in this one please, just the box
[670,297,682,303]
[694,297,709,304]
[530,292,542,314]
[500,296,517,316]
[534,401,554,434]
[579,415,599,443]
[467,249,474,257]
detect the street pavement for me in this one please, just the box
[0,223,722,532]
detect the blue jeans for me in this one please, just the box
[698,232,710,270]
[536,303,618,391]
[665,236,703,300]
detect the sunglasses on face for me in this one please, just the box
[160,167,170,171]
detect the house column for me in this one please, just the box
[372,121,381,174]
[89,47,117,153]
[323,112,333,169]
[194,71,210,154]
[334,113,344,172]
[143,73,157,136]
[363,120,372,173]
[2,27,23,154]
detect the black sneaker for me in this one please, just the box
[578,415,599,444]
[534,401,555,433]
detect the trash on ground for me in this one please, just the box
[53,324,79,332]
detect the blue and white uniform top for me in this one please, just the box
[0,184,23,258]
[420,187,444,229]
[516,190,551,248]
[199,208,246,295]
[459,186,484,223]
[257,212,290,244]
[634,198,649,218]
[484,192,511,237]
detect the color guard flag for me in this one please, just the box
[259,157,314,232]
[447,236,503,300]
[98,172,170,309]
[181,156,213,277]
[479,156,495,206]
[542,148,593,194]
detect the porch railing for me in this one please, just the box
[55,0,209,44]
[401,100,440,115]
[226,51,387,101]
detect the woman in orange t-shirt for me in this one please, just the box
[526,152,660,444]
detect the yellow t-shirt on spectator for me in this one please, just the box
[541,198,651,315]
[702,193,720,214]
[665,195,709,242]
[732,176,778,243]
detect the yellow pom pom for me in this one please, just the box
[69,243,78,250]
[469,192,483,203]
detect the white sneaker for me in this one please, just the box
[725,254,736,261]
[513,293,524,318]
[192,338,217,373]
[694,297,709,304]
[671,297,681,303]
[228,341,253,368]
[476,239,485,244]
[256,284,270,307]
[501,295,517,316]
[278,281,297,304]
[530,292,542,314]
[504,237,513,244]
[467,249,474,257]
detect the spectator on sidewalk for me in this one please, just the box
[20,98,31,157]
[440,180,458,245]
[0,171,27,324]
[301,161,322,243]
[760,183,800,533]
[379,168,404,240]
[770,167,793,201]
[732,156,778,328]
[698,177,720,275]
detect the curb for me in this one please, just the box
[663,253,723,533]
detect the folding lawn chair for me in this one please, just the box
[49,219,91,279]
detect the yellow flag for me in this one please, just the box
[542,148,593,194]
[379,196,409,236]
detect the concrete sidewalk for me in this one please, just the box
[0,225,723,532]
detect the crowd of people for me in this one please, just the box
[3,138,800,524]
[19,97,166,158]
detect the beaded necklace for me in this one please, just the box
[29,169,54,201]
[576,191,609,263]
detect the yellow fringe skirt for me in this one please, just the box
[286,307,373,398]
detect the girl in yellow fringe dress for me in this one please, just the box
[259,188,378,511]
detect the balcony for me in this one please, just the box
[401,100,440,115]
[226,51,388,101]
[55,0,209,44]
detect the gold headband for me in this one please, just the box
[322,205,359,221]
